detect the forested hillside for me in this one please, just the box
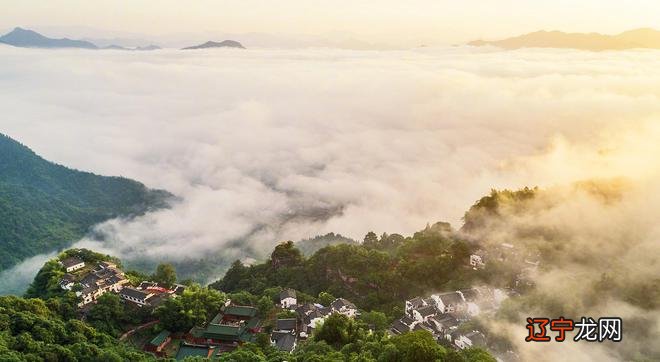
[211,222,484,318]
[0,134,171,271]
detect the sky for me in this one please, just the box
[2,1,660,48]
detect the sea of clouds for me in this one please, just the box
[1,46,659,360]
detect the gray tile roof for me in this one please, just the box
[390,319,411,334]
[276,318,297,331]
[275,332,296,352]
[331,298,356,310]
[437,292,464,306]
[120,287,151,300]
[280,288,297,300]
[61,257,84,268]
[416,305,437,317]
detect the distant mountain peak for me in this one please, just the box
[0,27,98,49]
[182,40,245,50]
[468,28,660,51]
[136,44,161,51]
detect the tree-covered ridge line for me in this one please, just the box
[211,222,484,318]
[0,133,172,272]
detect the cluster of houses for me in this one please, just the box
[59,257,130,307]
[271,288,359,353]
[389,286,506,352]
[58,256,185,309]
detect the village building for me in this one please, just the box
[392,287,506,352]
[432,291,465,314]
[60,257,85,272]
[120,287,154,306]
[271,331,297,352]
[412,304,438,322]
[274,318,297,333]
[145,330,172,354]
[330,298,359,317]
[295,303,331,338]
[469,253,485,269]
[175,344,216,360]
[67,261,129,307]
[172,284,186,295]
[453,330,488,350]
[59,273,75,290]
[279,288,297,309]
[389,315,417,335]
[187,305,260,348]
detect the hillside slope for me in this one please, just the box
[0,133,170,271]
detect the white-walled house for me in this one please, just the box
[59,274,75,290]
[60,257,85,272]
[330,298,359,318]
[405,297,427,317]
[454,331,487,350]
[70,261,129,307]
[432,292,465,314]
[412,305,438,322]
[120,287,154,306]
[280,289,297,309]
[469,254,485,269]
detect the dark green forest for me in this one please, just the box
[0,133,171,271]
[211,222,491,318]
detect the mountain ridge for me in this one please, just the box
[0,27,98,49]
[0,133,172,272]
[0,27,162,50]
[468,28,660,51]
[182,40,245,50]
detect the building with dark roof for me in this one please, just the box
[186,305,261,348]
[60,257,85,272]
[454,330,488,350]
[175,344,215,360]
[415,305,438,319]
[72,261,128,307]
[434,292,465,313]
[172,284,186,295]
[275,318,297,332]
[330,298,359,317]
[223,305,258,318]
[389,318,412,335]
[120,287,154,306]
[272,332,296,352]
[280,288,297,308]
[146,330,171,353]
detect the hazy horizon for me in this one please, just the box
[2,1,660,48]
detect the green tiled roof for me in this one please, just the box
[223,305,257,317]
[149,330,171,346]
[203,323,243,338]
[190,326,205,338]
[175,345,212,360]
[245,317,261,329]
[210,312,224,324]
[239,331,257,343]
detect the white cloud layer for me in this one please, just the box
[1,45,660,293]
[0,46,657,254]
